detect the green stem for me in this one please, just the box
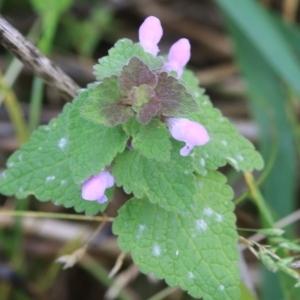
[244,172,274,228]
[28,12,59,132]
[234,191,250,206]
[28,77,44,132]
[0,74,29,143]
[243,172,299,299]
[39,12,59,56]
[0,20,40,108]
[11,199,29,272]
[234,140,278,205]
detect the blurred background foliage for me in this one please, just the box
[0,0,300,299]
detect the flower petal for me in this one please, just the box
[81,174,107,201]
[165,38,191,77]
[97,195,108,204]
[139,16,163,56]
[81,170,115,202]
[167,118,210,156]
[180,144,193,157]
[101,170,115,188]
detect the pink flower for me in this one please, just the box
[165,38,191,78]
[81,170,115,203]
[167,118,210,156]
[139,16,163,56]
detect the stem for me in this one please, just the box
[11,199,29,272]
[244,172,274,228]
[0,210,115,222]
[146,286,178,300]
[234,141,278,205]
[85,219,108,245]
[243,173,297,299]
[0,73,29,143]
[234,191,250,205]
[29,12,59,131]
[28,77,44,132]
[0,19,41,107]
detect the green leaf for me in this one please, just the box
[93,39,164,81]
[112,142,196,213]
[80,76,133,126]
[0,91,107,215]
[113,171,239,300]
[180,71,264,173]
[68,93,128,184]
[123,118,171,162]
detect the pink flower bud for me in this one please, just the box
[167,118,210,156]
[139,16,163,56]
[165,38,191,78]
[81,170,115,203]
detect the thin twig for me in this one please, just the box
[109,252,126,278]
[0,210,115,222]
[283,0,299,22]
[146,286,178,300]
[105,264,139,300]
[85,218,108,245]
[0,15,80,99]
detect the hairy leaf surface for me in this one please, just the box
[0,91,107,215]
[113,171,240,300]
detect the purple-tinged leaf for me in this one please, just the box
[155,72,199,117]
[93,39,164,81]
[69,92,128,184]
[129,84,155,108]
[136,98,161,124]
[81,76,126,126]
[100,103,134,126]
[119,57,158,95]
